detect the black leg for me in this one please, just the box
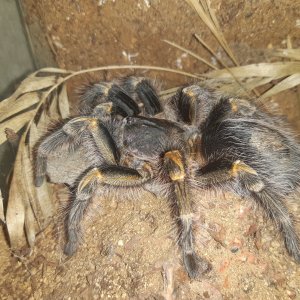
[163,150,210,278]
[238,171,300,262]
[170,85,219,126]
[194,159,300,262]
[35,129,79,187]
[121,76,162,116]
[64,165,151,255]
[80,80,140,116]
[35,117,120,186]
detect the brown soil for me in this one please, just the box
[1,0,300,299]
[1,183,300,299]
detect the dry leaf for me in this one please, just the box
[21,145,40,246]
[206,62,300,79]
[6,141,27,249]
[36,110,53,136]
[185,0,239,65]
[28,123,39,161]
[0,110,35,144]
[271,49,300,61]
[1,72,61,103]
[260,73,300,99]
[48,90,60,120]
[204,77,274,96]
[34,181,54,225]
[24,205,36,247]
[163,40,217,70]
[0,92,41,123]
[35,67,70,76]
[0,189,4,223]
[58,84,70,118]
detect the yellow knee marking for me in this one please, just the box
[188,133,201,152]
[229,98,238,113]
[78,168,103,192]
[70,117,98,130]
[89,119,98,130]
[69,116,97,124]
[95,102,113,113]
[101,84,111,96]
[164,150,185,181]
[141,162,153,178]
[183,87,196,101]
[230,160,257,177]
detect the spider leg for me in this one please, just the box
[121,76,162,116]
[170,85,218,126]
[64,165,150,255]
[186,131,201,161]
[195,160,300,262]
[35,116,119,187]
[91,102,113,119]
[163,150,209,278]
[237,169,300,262]
[194,159,247,189]
[80,81,140,116]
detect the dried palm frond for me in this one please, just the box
[185,0,239,66]
[271,49,300,61]
[0,189,4,223]
[0,65,201,249]
[1,57,299,249]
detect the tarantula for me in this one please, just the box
[35,76,300,278]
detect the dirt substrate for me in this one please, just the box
[1,182,300,299]
[1,0,300,299]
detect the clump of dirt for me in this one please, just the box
[1,0,300,299]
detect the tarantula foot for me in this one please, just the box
[284,232,300,263]
[64,241,78,256]
[183,251,210,279]
[291,251,300,263]
[35,175,45,187]
[295,253,300,263]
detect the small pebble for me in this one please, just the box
[247,253,256,264]
[287,289,296,299]
[219,260,230,273]
[240,277,255,293]
[231,246,239,253]
[230,238,243,253]
[244,224,257,236]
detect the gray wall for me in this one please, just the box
[0,0,35,99]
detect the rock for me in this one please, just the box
[239,277,255,293]
[219,260,230,273]
[190,281,223,300]
[244,224,257,237]
[286,289,297,299]
[229,238,243,253]
[207,222,227,247]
